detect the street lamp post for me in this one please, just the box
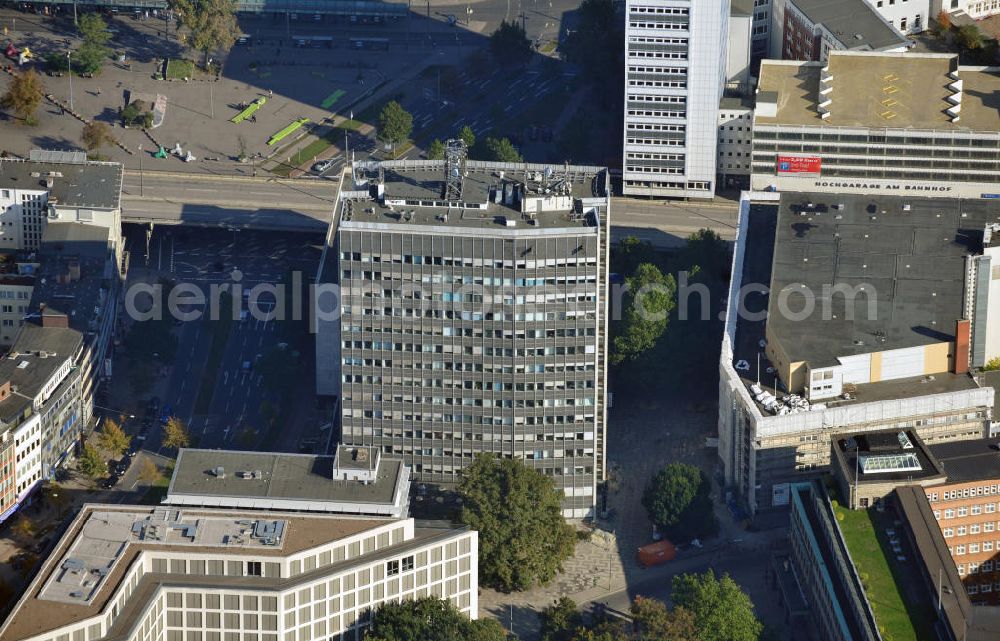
[93,404,136,419]
[137,145,144,197]
[67,50,73,112]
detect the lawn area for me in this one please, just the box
[832,501,936,641]
[165,59,195,80]
[139,463,173,505]
[271,120,362,177]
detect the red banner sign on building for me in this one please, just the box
[776,155,822,175]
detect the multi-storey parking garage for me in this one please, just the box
[750,52,1000,199]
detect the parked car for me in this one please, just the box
[312,159,335,174]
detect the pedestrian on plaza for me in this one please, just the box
[268,88,273,97]
[96,87,101,95]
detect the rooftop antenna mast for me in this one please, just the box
[443,139,467,202]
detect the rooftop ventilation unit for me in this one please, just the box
[214,466,226,479]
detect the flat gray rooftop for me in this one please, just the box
[790,0,908,51]
[0,324,82,425]
[930,438,1000,483]
[768,193,1000,367]
[0,159,122,210]
[343,160,608,232]
[169,449,404,506]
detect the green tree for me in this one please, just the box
[569,622,630,641]
[82,120,115,154]
[613,236,657,275]
[367,596,507,641]
[79,442,108,477]
[490,20,532,65]
[162,417,191,450]
[630,597,698,641]
[956,23,984,51]
[170,0,241,66]
[376,100,413,150]
[76,13,111,74]
[10,516,36,543]
[137,458,161,484]
[97,417,131,456]
[459,454,576,592]
[540,597,582,641]
[672,571,763,641]
[935,9,952,34]
[458,124,476,149]
[481,136,523,163]
[642,463,717,541]
[426,138,445,160]
[681,228,729,279]
[1,69,44,124]
[612,263,676,364]
[44,51,70,73]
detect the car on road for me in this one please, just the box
[312,159,336,174]
[160,405,173,425]
[242,360,253,373]
[115,455,133,476]
[101,476,118,489]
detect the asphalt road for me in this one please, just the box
[394,64,571,158]
[125,227,324,453]
[121,170,339,231]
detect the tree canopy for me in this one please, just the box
[82,121,115,153]
[489,20,532,65]
[1,69,44,124]
[630,596,697,641]
[611,263,675,365]
[642,463,717,541]
[367,596,507,641]
[481,136,523,163]
[138,458,161,484]
[79,442,108,477]
[458,454,576,592]
[671,571,763,641]
[162,417,191,450]
[377,100,413,148]
[426,138,445,160]
[170,0,240,63]
[540,597,583,641]
[458,125,476,150]
[76,13,111,74]
[97,417,131,456]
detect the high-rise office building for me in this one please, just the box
[622,0,731,198]
[316,152,610,517]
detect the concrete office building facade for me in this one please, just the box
[319,156,610,517]
[623,0,731,198]
[751,52,1000,198]
[0,507,477,641]
[718,192,998,515]
[0,154,125,523]
[717,98,754,185]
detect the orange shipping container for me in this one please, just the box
[637,540,676,567]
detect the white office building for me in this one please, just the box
[0,506,478,641]
[623,0,731,199]
[939,0,1000,20]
